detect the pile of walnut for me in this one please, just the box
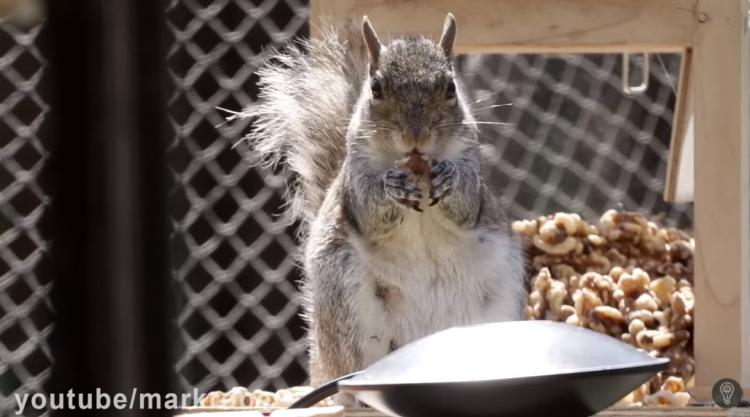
[513,210,694,407]
[200,386,335,409]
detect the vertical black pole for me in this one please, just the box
[44,1,172,416]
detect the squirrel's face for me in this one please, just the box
[360,14,474,160]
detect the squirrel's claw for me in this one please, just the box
[429,160,457,204]
[384,168,423,210]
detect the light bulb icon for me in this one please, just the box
[719,381,734,406]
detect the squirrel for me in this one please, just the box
[241,14,525,391]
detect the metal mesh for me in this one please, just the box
[166,0,310,393]
[166,1,692,393]
[0,20,52,417]
[456,53,692,227]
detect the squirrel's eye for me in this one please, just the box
[446,80,456,100]
[371,78,383,100]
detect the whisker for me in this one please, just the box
[471,90,506,104]
[436,121,515,129]
[216,106,245,116]
[471,103,514,111]
[231,136,249,149]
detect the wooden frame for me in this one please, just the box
[690,0,750,399]
[311,0,750,400]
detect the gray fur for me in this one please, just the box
[240,23,367,236]
[243,15,525,391]
[362,16,382,74]
[439,13,457,57]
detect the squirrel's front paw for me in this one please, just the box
[429,160,457,205]
[384,168,424,212]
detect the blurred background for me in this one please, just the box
[0,0,692,415]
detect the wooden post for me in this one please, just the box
[740,0,750,395]
[663,49,693,204]
[692,0,750,399]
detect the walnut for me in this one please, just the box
[587,234,606,247]
[518,210,694,403]
[553,212,579,235]
[643,390,691,407]
[545,279,568,319]
[512,219,538,237]
[628,318,645,338]
[641,222,667,254]
[600,210,647,242]
[650,276,676,306]
[200,387,255,408]
[661,376,686,393]
[253,389,276,407]
[617,268,650,298]
[605,248,628,268]
[529,267,569,320]
[653,308,672,329]
[274,388,320,408]
[199,387,336,409]
[524,304,534,320]
[671,313,692,331]
[585,252,612,274]
[635,329,661,350]
[533,235,577,255]
[572,287,603,322]
[559,305,576,320]
[671,289,694,316]
[651,331,673,349]
[201,391,224,407]
[631,383,650,404]
[577,272,615,304]
[609,266,625,282]
[528,290,544,319]
[634,293,658,311]
[589,306,625,335]
[396,152,430,178]
[565,313,580,326]
[669,240,692,263]
[539,218,564,242]
[628,309,655,328]
[550,264,577,281]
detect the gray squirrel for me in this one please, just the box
[241,14,525,390]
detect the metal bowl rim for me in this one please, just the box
[338,357,669,391]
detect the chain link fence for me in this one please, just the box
[166,0,692,395]
[0,19,52,417]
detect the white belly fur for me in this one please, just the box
[349,206,523,366]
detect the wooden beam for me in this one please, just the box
[741,0,750,394]
[664,50,694,203]
[311,0,696,53]
[692,0,750,400]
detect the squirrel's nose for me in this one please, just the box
[403,126,430,149]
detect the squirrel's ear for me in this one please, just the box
[439,13,457,58]
[362,16,382,75]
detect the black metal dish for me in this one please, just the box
[292,321,669,417]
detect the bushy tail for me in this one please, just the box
[240,24,367,236]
